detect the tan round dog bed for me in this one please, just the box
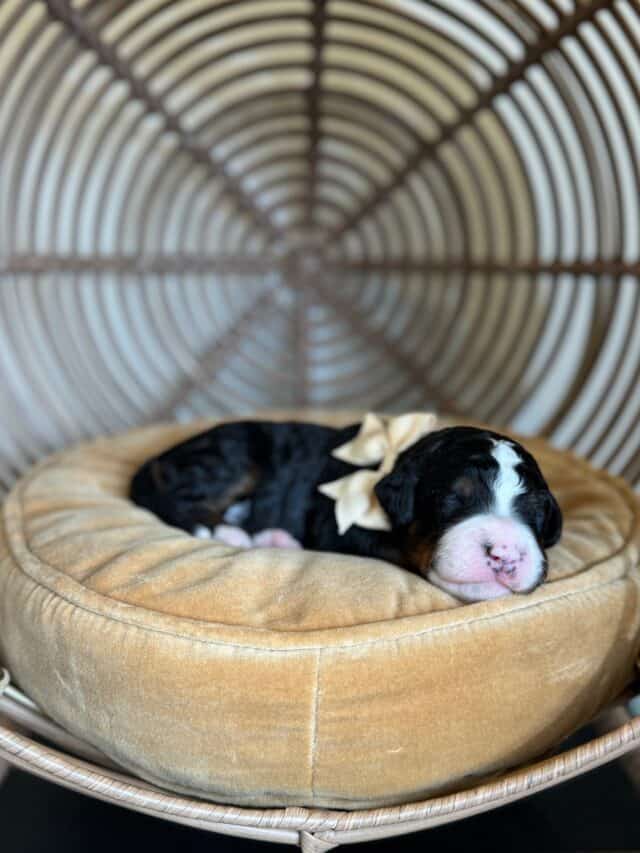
[1,415,640,810]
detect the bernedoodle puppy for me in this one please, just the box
[130,415,562,603]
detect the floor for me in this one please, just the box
[2,728,640,852]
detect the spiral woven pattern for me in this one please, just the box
[1,1,640,487]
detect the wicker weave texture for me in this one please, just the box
[1,1,640,487]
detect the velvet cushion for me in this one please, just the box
[1,414,639,809]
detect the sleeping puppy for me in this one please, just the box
[130,420,562,602]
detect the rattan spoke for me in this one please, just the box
[0,252,282,277]
[148,286,280,422]
[326,259,640,277]
[305,0,328,229]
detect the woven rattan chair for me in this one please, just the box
[2,0,640,849]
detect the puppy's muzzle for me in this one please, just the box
[427,514,547,602]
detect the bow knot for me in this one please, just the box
[318,412,437,534]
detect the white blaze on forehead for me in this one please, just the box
[491,440,525,516]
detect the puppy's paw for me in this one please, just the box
[192,524,213,539]
[251,529,303,549]
[211,524,253,548]
[223,499,252,525]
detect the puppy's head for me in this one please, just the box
[374,426,562,602]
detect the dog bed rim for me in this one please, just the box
[4,438,639,652]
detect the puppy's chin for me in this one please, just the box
[425,513,547,603]
[426,572,513,603]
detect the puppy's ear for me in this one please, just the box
[375,467,418,528]
[540,491,562,548]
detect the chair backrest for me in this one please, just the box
[1,0,639,491]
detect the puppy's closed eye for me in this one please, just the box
[451,476,474,499]
[514,490,563,549]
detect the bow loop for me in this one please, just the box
[318,412,437,534]
[330,413,388,466]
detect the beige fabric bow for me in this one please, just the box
[318,412,438,534]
